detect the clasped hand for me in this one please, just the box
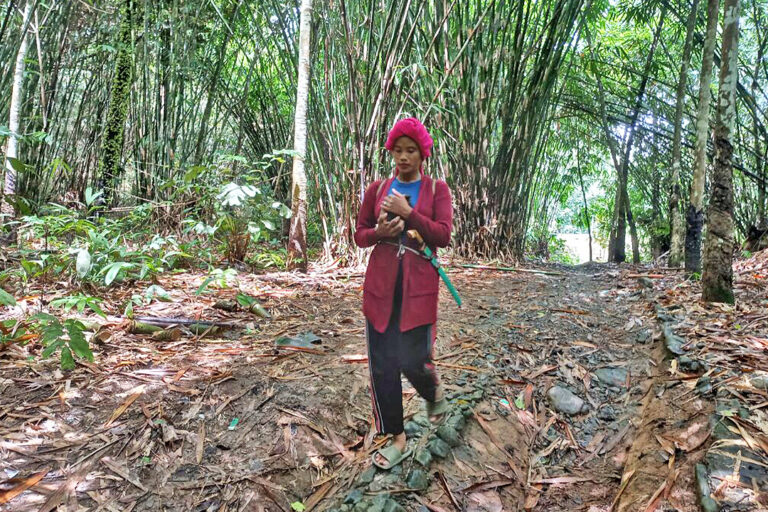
[375,210,404,239]
[376,191,412,239]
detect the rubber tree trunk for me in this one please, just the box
[99,0,134,206]
[702,0,740,304]
[1,1,34,246]
[288,0,313,272]
[686,0,720,275]
[668,0,700,267]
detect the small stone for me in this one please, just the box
[696,375,713,395]
[414,448,433,467]
[436,425,461,447]
[447,413,466,432]
[369,473,400,492]
[358,466,377,485]
[344,488,364,505]
[547,386,587,416]
[427,437,451,458]
[404,421,423,438]
[368,495,389,512]
[406,469,430,490]
[679,356,704,373]
[382,500,405,512]
[750,374,768,391]
[635,329,652,344]
[594,368,629,388]
[413,414,431,427]
[638,277,654,289]
[662,324,686,355]
[597,405,616,421]
[695,464,719,512]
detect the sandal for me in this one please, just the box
[372,444,412,470]
[426,397,450,425]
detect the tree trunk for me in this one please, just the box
[624,187,640,263]
[753,2,766,228]
[610,11,664,263]
[99,0,134,206]
[702,0,740,304]
[288,0,313,272]
[1,0,34,246]
[586,14,663,263]
[686,0,720,275]
[576,147,592,262]
[668,0,700,267]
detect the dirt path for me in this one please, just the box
[0,264,707,511]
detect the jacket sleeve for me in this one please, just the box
[354,181,381,248]
[406,180,452,248]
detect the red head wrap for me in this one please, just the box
[384,117,433,159]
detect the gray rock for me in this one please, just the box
[679,356,705,373]
[436,425,461,447]
[662,323,686,355]
[367,495,391,512]
[706,446,768,489]
[414,448,433,467]
[594,368,629,388]
[403,421,423,438]
[368,473,401,492]
[406,469,430,490]
[344,489,364,505]
[413,414,431,428]
[447,413,466,432]
[597,405,616,421]
[638,277,654,289]
[358,466,377,485]
[635,329,652,344]
[696,375,713,395]
[695,464,719,512]
[383,500,405,512]
[352,503,370,512]
[750,374,768,391]
[547,386,588,415]
[427,437,451,458]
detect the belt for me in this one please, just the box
[378,240,429,260]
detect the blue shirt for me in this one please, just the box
[387,178,421,208]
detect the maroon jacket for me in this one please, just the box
[354,173,453,333]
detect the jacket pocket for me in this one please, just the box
[407,256,439,297]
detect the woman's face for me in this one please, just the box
[390,136,422,174]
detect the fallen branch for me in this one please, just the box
[458,264,564,276]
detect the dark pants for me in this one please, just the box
[366,264,439,435]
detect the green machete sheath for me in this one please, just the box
[406,230,462,307]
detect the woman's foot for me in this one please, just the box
[428,387,449,424]
[373,432,408,469]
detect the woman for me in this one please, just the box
[354,117,453,470]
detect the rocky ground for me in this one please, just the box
[1,258,766,511]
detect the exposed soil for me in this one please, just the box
[0,263,723,511]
